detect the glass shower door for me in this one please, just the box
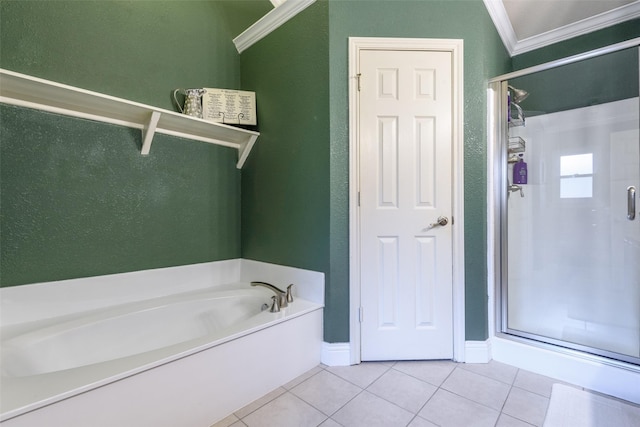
[503,47,640,364]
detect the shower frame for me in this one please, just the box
[488,37,640,369]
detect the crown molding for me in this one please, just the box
[483,0,517,55]
[512,2,640,56]
[233,0,316,54]
[484,0,640,57]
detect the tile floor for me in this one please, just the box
[210,360,575,427]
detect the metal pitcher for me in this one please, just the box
[173,88,205,118]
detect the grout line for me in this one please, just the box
[322,367,368,390]
[407,364,460,426]
[390,360,459,388]
[435,366,509,419]
[326,361,393,389]
[511,383,553,399]
[232,362,582,427]
[458,361,519,386]
[235,365,328,421]
[233,387,287,420]
[321,363,416,424]
[283,365,326,391]
[289,367,367,419]
[499,367,518,414]
[328,387,367,422]
[442,363,459,383]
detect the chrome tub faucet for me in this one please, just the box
[251,282,294,312]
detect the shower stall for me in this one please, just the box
[488,39,640,375]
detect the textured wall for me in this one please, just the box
[0,1,247,286]
[1,106,241,286]
[236,0,511,344]
[328,0,511,342]
[240,3,330,278]
[218,0,274,37]
[511,45,639,116]
[0,1,242,110]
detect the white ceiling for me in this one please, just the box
[484,0,640,56]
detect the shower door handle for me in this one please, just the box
[628,186,636,220]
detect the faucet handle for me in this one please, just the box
[269,295,280,313]
[286,284,294,303]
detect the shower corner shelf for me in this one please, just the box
[508,117,525,128]
[509,102,526,128]
[0,68,259,169]
[508,136,526,154]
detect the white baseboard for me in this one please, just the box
[464,340,492,363]
[321,341,492,366]
[321,342,351,366]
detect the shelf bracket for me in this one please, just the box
[237,134,258,169]
[141,111,161,155]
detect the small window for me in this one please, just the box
[560,153,593,198]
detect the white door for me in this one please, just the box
[359,49,454,361]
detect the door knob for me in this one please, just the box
[427,216,448,229]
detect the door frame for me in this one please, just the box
[348,37,465,364]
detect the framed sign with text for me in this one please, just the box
[202,88,257,126]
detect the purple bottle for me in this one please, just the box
[513,156,528,184]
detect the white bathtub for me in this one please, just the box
[3,287,274,377]
[0,261,324,426]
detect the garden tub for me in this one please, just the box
[0,280,323,426]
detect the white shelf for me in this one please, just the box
[508,136,525,154]
[0,69,259,168]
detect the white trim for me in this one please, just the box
[321,342,351,367]
[483,0,640,57]
[348,38,362,366]
[490,37,640,83]
[232,0,316,54]
[464,340,492,364]
[482,0,517,56]
[492,336,640,404]
[348,37,465,365]
[512,2,640,56]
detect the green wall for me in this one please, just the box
[239,2,330,277]
[0,1,244,111]
[327,0,511,342]
[3,0,633,346]
[1,106,241,286]
[218,0,275,37]
[512,47,639,117]
[508,19,640,117]
[238,1,335,341]
[238,0,512,343]
[0,1,249,286]
[1,0,511,340]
